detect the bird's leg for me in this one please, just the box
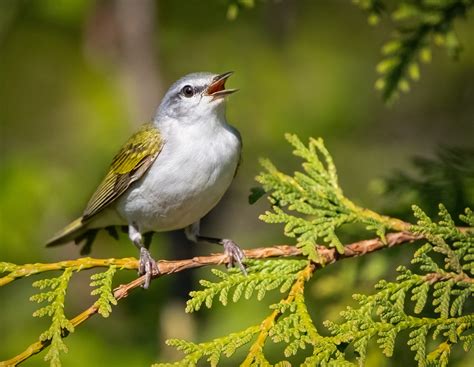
[198,236,247,275]
[143,232,154,250]
[185,222,247,275]
[128,224,158,289]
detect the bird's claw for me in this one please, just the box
[139,247,159,289]
[222,239,247,275]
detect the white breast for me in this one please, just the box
[115,118,241,232]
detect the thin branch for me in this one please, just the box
[0,258,138,286]
[424,271,473,284]
[3,231,420,366]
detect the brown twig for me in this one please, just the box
[2,231,420,366]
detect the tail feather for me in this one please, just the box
[46,217,89,247]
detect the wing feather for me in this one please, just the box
[82,123,163,220]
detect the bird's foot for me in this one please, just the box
[139,247,159,289]
[221,239,247,275]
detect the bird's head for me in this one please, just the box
[155,72,237,124]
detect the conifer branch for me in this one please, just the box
[0,257,138,287]
[3,135,472,366]
[2,231,421,366]
[226,1,473,102]
[0,231,419,291]
[155,136,472,366]
[354,0,473,102]
[256,134,413,261]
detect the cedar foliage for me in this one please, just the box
[1,1,473,366]
[356,0,473,102]
[1,136,472,366]
[228,0,473,102]
[152,136,473,367]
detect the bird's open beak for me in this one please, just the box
[205,71,238,98]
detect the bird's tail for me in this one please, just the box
[46,217,89,247]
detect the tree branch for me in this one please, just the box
[3,231,421,366]
[0,258,138,286]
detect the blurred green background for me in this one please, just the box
[1,0,473,366]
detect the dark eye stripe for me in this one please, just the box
[194,85,205,94]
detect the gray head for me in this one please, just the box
[155,72,237,123]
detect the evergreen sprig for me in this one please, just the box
[152,326,261,367]
[29,268,75,367]
[156,263,318,366]
[411,204,473,275]
[256,134,408,262]
[18,265,118,366]
[90,266,118,318]
[157,141,472,366]
[225,1,472,102]
[4,135,473,366]
[269,292,339,363]
[186,259,308,312]
[323,205,473,366]
[354,0,473,102]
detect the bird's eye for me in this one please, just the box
[181,85,194,98]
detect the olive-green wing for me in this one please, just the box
[82,123,163,220]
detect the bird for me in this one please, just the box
[46,71,245,288]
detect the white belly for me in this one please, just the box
[115,122,241,232]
